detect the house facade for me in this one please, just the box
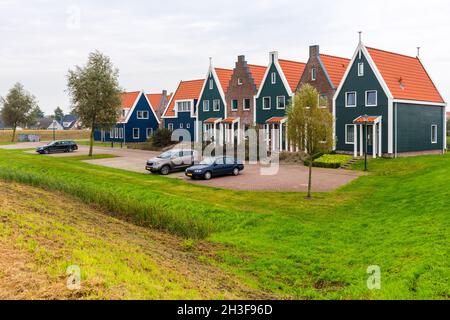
[196,64,233,144]
[162,79,204,141]
[224,55,266,144]
[255,51,306,151]
[297,45,350,113]
[94,91,160,143]
[334,42,446,158]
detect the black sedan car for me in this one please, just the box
[36,141,78,154]
[185,156,244,180]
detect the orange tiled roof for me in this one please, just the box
[266,117,287,124]
[354,116,381,124]
[222,117,239,124]
[163,80,204,117]
[366,47,444,103]
[204,118,222,124]
[319,54,350,88]
[121,91,140,109]
[278,59,306,92]
[146,93,170,112]
[247,64,267,90]
[215,68,233,93]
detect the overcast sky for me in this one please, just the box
[0,0,448,114]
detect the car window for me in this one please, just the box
[200,157,215,165]
[159,151,173,159]
[182,151,193,157]
[225,157,235,165]
[215,157,225,165]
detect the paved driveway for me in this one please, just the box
[1,142,362,192]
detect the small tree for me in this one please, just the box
[54,107,64,122]
[152,128,173,148]
[67,51,122,156]
[287,84,333,198]
[0,83,37,142]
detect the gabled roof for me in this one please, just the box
[121,91,141,109]
[163,79,204,118]
[214,68,233,93]
[247,64,267,90]
[278,59,306,92]
[319,54,350,88]
[366,47,444,104]
[146,93,170,112]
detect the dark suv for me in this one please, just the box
[36,141,78,154]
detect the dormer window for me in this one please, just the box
[358,63,364,76]
[238,78,243,85]
[311,68,316,81]
[271,72,276,84]
[122,109,127,117]
[209,79,214,90]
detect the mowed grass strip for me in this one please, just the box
[0,149,448,299]
[0,129,90,142]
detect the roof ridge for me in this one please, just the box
[366,46,418,60]
[181,79,205,83]
[320,53,350,61]
[247,64,267,68]
[214,67,233,71]
[278,58,306,65]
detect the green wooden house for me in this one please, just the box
[334,42,446,158]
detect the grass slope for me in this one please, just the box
[0,149,448,299]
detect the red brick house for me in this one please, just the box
[224,55,266,144]
[297,45,350,113]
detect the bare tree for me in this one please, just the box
[287,84,333,198]
[67,51,122,156]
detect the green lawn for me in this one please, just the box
[0,149,448,299]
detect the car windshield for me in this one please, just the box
[158,151,175,159]
[46,141,57,146]
[200,157,215,165]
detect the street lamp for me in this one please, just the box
[363,114,369,171]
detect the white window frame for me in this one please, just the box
[114,128,118,138]
[203,100,210,112]
[133,128,140,139]
[271,72,276,84]
[318,94,328,108]
[137,110,149,119]
[345,92,357,108]
[110,129,114,138]
[311,67,316,81]
[243,98,251,111]
[231,99,238,111]
[431,125,438,144]
[262,97,271,110]
[146,128,153,139]
[276,96,286,110]
[358,63,364,77]
[345,124,355,144]
[177,101,191,112]
[238,78,243,85]
[168,123,174,131]
[213,99,220,112]
[209,79,214,90]
[365,90,378,107]
[186,123,191,129]
[119,128,123,139]
[180,123,184,129]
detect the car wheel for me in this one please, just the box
[44,149,49,154]
[204,171,212,180]
[160,166,170,175]
[233,167,240,176]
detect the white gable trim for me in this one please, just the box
[392,99,447,107]
[317,55,335,89]
[255,52,294,99]
[121,91,142,124]
[162,81,180,119]
[142,92,161,124]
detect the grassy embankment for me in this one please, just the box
[0,148,448,299]
[0,130,90,143]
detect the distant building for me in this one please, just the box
[47,120,64,131]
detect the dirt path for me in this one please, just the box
[0,181,271,300]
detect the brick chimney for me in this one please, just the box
[309,45,320,58]
[238,55,245,63]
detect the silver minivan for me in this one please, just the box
[145,149,201,175]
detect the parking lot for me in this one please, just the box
[1,142,362,192]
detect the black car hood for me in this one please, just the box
[187,164,211,171]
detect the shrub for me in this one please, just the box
[152,128,174,148]
[312,154,353,169]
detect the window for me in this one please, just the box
[110,129,114,138]
[186,123,191,129]
[137,111,149,119]
[243,98,251,111]
[319,94,328,108]
[177,101,191,112]
[119,128,123,139]
[122,109,127,117]
[167,123,174,131]
[238,78,243,85]
[358,63,364,76]
[345,92,357,107]
[311,67,316,81]
[146,128,153,138]
[271,72,276,84]
[203,100,210,112]
[277,96,286,109]
[180,123,184,129]
[213,99,220,111]
[431,125,438,144]
[114,128,118,138]
[263,97,271,110]
[231,99,238,111]
[345,124,355,144]
[365,91,377,107]
[133,128,140,139]
[209,79,214,90]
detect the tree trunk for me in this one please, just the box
[11,124,17,143]
[89,124,94,157]
[307,153,313,199]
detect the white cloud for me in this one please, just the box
[0,0,448,114]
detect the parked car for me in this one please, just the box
[185,156,244,180]
[36,141,78,154]
[146,149,201,175]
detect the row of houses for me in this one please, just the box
[0,115,82,131]
[96,39,447,157]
